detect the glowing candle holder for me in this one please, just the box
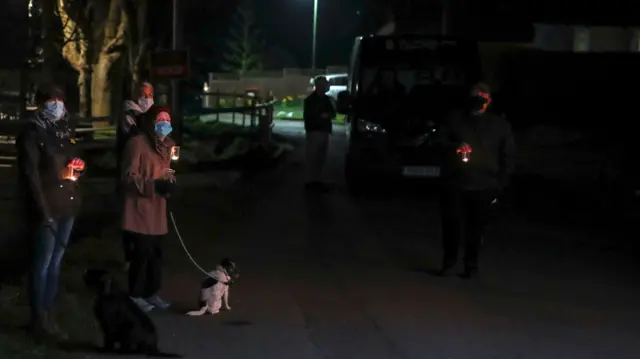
[61,167,78,181]
[171,146,180,161]
[456,145,472,163]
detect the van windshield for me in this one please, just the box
[355,38,480,123]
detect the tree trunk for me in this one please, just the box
[91,56,112,118]
[40,0,57,83]
[111,59,125,125]
[131,71,140,95]
[78,70,89,118]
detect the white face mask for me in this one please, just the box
[138,97,154,112]
[42,100,65,122]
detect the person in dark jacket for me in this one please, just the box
[120,107,176,312]
[437,82,515,279]
[117,81,154,270]
[116,81,154,175]
[303,76,335,190]
[16,83,85,339]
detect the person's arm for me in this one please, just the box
[435,111,458,149]
[498,120,516,189]
[327,97,337,119]
[16,129,51,221]
[303,96,314,131]
[121,137,155,197]
[127,114,140,136]
[120,112,138,136]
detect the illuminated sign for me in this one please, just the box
[149,50,190,79]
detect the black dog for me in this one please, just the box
[83,269,181,357]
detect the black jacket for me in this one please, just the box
[16,115,82,221]
[303,92,335,133]
[439,110,516,191]
[115,108,144,172]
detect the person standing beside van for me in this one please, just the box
[437,82,515,279]
[303,76,335,190]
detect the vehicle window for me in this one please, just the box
[331,77,348,86]
[353,38,480,120]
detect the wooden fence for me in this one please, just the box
[198,90,277,128]
[0,91,277,168]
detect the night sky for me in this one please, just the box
[3,0,640,72]
[180,0,365,72]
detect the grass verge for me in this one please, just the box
[273,98,345,124]
[0,183,246,358]
[0,235,125,358]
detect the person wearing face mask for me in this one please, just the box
[436,82,515,279]
[120,107,176,312]
[117,81,154,270]
[303,75,336,191]
[16,83,85,339]
[117,81,154,175]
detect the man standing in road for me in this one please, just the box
[303,76,335,190]
[437,82,515,279]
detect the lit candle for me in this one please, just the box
[61,167,77,181]
[456,145,472,163]
[171,146,180,161]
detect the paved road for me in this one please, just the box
[94,125,640,359]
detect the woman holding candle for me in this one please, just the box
[16,83,85,339]
[120,107,176,312]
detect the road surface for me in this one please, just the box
[93,122,640,359]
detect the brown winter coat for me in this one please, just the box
[121,134,175,235]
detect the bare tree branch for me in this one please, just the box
[55,0,86,47]
[101,0,127,60]
[121,0,149,90]
[57,0,88,72]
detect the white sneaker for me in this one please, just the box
[131,297,154,312]
[145,295,171,310]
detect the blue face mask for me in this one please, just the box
[154,121,172,137]
[42,100,65,122]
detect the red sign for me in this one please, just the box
[149,50,190,79]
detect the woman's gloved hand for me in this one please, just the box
[153,179,177,197]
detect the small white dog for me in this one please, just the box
[186,258,238,316]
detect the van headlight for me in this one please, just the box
[356,119,386,133]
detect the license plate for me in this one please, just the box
[402,166,440,177]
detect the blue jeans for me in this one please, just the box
[29,216,75,322]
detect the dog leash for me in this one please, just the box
[169,211,216,279]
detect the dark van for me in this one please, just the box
[337,35,483,194]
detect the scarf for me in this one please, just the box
[122,100,148,133]
[31,111,69,139]
[153,135,172,161]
